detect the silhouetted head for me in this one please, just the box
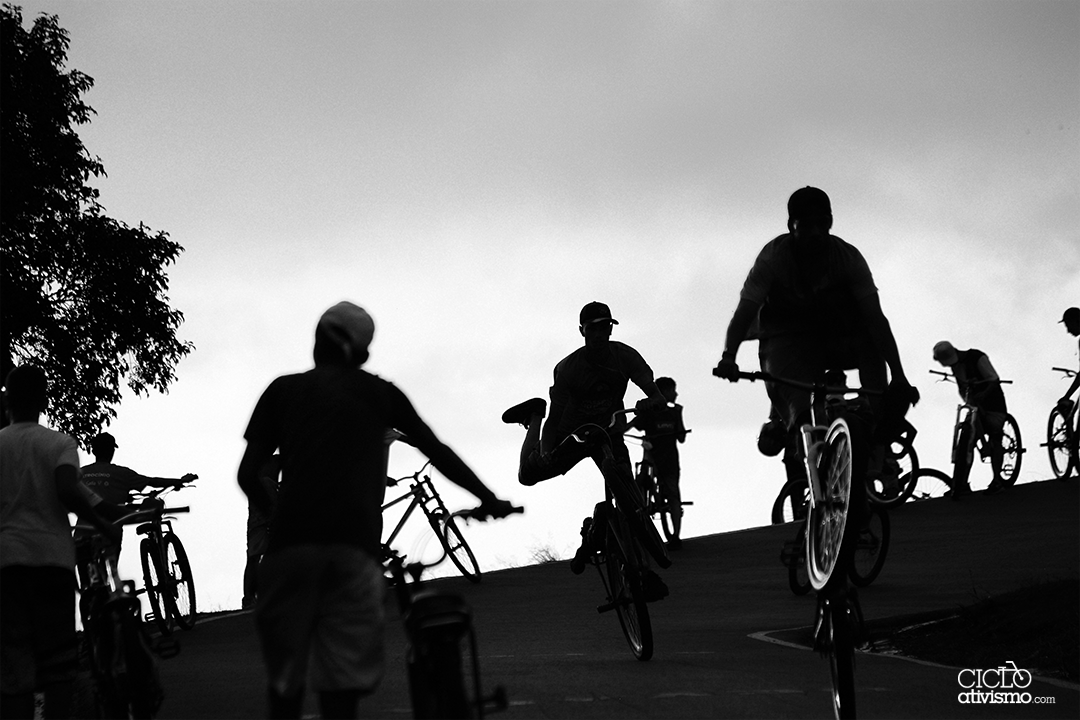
[1062,307,1080,336]
[90,432,118,462]
[579,301,617,350]
[932,340,959,367]
[313,301,375,367]
[656,376,677,403]
[786,186,833,247]
[3,365,48,421]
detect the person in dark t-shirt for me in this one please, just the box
[630,376,687,549]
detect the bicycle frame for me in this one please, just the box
[383,462,451,560]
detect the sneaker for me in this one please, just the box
[501,398,547,426]
[641,570,669,602]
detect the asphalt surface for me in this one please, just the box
[155,478,1079,719]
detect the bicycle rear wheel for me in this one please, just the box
[996,413,1023,487]
[140,538,172,634]
[866,439,919,508]
[1046,407,1074,479]
[604,524,653,661]
[828,599,857,720]
[807,419,854,592]
[909,467,953,501]
[163,534,197,630]
[439,515,482,583]
[771,478,808,525]
[849,506,890,587]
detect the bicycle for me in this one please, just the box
[384,459,483,583]
[384,504,522,719]
[781,503,890,596]
[132,481,197,634]
[564,407,672,661]
[625,429,693,544]
[74,516,175,719]
[912,371,1023,499]
[1043,367,1079,479]
[718,369,876,718]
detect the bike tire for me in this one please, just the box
[866,439,919,509]
[140,538,172,634]
[604,523,653,661]
[439,515,482,584]
[1046,407,1074,479]
[771,478,808,525]
[997,413,1023,487]
[849,506,890,587]
[807,418,854,592]
[163,534,197,630]
[909,467,953,500]
[829,600,857,720]
[602,453,670,569]
[407,642,471,719]
[787,526,811,596]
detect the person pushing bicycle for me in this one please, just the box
[713,187,918,504]
[932,340,1010,495]
[502,301,671,598]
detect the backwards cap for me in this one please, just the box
[317,301,375,364]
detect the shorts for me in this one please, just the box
[759,333,886,431]
[519,433,633,486]
[255,545,385,696]
[0,566,78,694]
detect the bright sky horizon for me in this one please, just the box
[10,0,1079,613]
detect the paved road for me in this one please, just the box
[156,478,1079,719]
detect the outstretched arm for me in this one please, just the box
[714,297,761,379]
[857,293,911,387]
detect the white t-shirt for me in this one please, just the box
[0,422,82,569]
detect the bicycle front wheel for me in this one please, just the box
[849,506,890,587]
[604,524,653,661]
[866,439,919,508]
[1046,407,1074,479]
[807,419,854,592]
[829,600,857,720]
[140,538,172,634]
[771,478,808,525]
[996,413,1023,487]
[163,534,197,630]
[440,515,482,583]
[909,467,953,501]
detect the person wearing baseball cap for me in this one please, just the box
[932,340,1009,495]
[1057,307,1080,418]
[714,187,918,506]
[238,301,518,719]
[501,302,671,596]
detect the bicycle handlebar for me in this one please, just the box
[1052,366,1078,377]
[729,370,883,397]
[929,369,1012,385]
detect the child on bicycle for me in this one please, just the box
[629,376,687,549]
[502,302,670,597]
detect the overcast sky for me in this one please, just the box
[13,0,1079,612]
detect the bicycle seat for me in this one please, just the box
[406,591,473,639]
[135,523,156,536]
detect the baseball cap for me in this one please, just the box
[317,301,375,363]
[91,432,118,451]
[932,340,958,366]
[579,301,618,327]
[1061,307,1079,324]
[787,186,832,221]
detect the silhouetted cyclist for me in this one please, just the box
[1059,307,1080,413]
[932,340,1009,495]
[629,376,688,549]
[502,301,669,598]
[714,187,918,499]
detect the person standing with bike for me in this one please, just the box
[0,365,121,719]
[501,301,670,595]
[932,340,1010,495]
[1058,307,1080,409]
[713,187,918,511]
[629,376,688,549]
[238,301,517,720]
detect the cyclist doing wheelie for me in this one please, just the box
[502,301,671,599]
[932,340,1010,496]
[238,301,517,720]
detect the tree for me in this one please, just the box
[1,5,193,443]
